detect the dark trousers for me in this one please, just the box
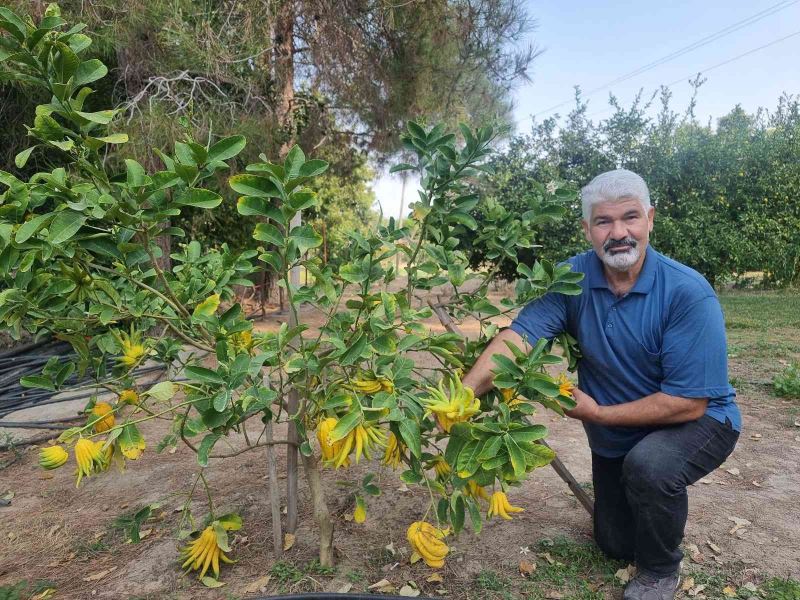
[591,415,739,576]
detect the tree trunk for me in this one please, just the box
[273,0,296,156]
[301,452,335,567]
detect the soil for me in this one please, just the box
[1,284,798,600]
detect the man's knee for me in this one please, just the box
[622,445,683,497]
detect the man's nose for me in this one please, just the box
[610,219,627,240]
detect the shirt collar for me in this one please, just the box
[588,245,657,295]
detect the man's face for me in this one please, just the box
[582,197,654,272]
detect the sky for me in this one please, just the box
[371,0,800,220]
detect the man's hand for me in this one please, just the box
[564,387,601,422]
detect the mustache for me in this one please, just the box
[603,237,638,252]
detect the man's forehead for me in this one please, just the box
[590,197,644,218]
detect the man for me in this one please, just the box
[462,169,741,600]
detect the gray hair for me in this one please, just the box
[581,169,651,221]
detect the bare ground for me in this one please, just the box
[1,287,798,600]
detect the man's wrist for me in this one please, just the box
[591,404,609,426]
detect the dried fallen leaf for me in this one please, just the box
[369,578,396,593]
[427,573,444,583]
[386,541,396,556]
[83,567,117,582]
[200,576,225,588]
[706,540,722,554]
[399,583,421,597]
[538,552,555,565]
[688,583,707,597]
[337,583,353,594]
[435,588,448,596]
[243,575,272,594]
[283,533,295,551]
[686,543,704,563]
[30,590,55,600]
[752,481,762,487]
[794,419,800,427]
[750,433,762,439]
[726,467,740,476]
[681,577,695,591]
[545,591,564,600]
[614,565,636,584]
[519,560,536,577]
[722,585,737,596]
[409,551,422,564]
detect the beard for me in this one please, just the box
[600,236,641,271]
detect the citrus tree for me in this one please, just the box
[0,4,583,585]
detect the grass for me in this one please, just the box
[0,580,55,600]
[266,559,338,594]
[470,537,622,600]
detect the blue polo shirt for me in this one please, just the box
[510,246,741,458]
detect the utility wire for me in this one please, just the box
[583,28,800,120]
[530,0,799,119]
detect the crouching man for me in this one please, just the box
[462,169,741,600]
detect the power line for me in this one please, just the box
[529,0,799,119]
[582,28,800,120]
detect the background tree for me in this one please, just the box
[473,87,800,286]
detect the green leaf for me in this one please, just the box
[284,145,305,179]
[339,333,368,365]
[253,223,284,246]
[398,420,421,459]
[193,293,220,318]
[20,375,55,391]
[75,110,115,124]
[175,188,222,209]
[289,224,322,253]
[212,522,231,553]
[47,210,85,244]
[450,493,465,534]
[509,424,548,443]
[455,439,481,479]
[466,497,482,534]
[217,513,243,531]
[229,174,280,198]
[200,577,225,588]
[125,158,147,187]
[144,381,176,402]
[298,159,328,178]
[198,433,220,467]
[329,410,362,443]
[185,365,226,385]
[207,135,246,162]
[14,146,35,168]
[504,434,526,478]
[73,59,107,86]
[236,196,272,217]
[91,133,128,145]
[477,435,503,461]
[0,7,27,41]
[389,162,415,174]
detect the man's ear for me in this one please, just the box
[581,219,591,242]
[647,206,655,232]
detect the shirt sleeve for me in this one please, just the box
[660,295,731,399]
[509,291,568,344]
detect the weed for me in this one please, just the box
[304,559,336,576]
[762,576,800,600]
[73,536,110,558]
[345,569,365,584]
[773,363,800,399]
[269,560,303,584]
[476,570,511,592]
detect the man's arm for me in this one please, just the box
[566,388,708,427]
[462,328,526,397]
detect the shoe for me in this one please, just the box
[622,570,680,600]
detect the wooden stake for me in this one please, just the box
[285,211,302,533]
[264,418,283,557]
